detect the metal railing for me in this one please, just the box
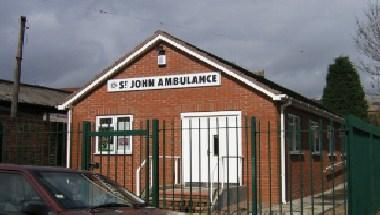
[210,157,224,205]
[209,156,243,206]
[0,116,355,214]
[136,155,180,196]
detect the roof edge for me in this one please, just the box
[289,97,343,122]
[0,79,72,93]
[58,32,286,110]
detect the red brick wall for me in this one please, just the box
[69,42,281,204]
[68,42,344,206]
[0,115,65,166]
[285,106,345,201]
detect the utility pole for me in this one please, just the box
[10,16,26,118]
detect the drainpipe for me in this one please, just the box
[280,98,292,204]
[66,109,72,168]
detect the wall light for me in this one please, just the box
[157,46,166,67]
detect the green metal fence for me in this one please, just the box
[346,115,380,215]
[0,121,3,162]
[0,115,353,214]
[4,114,380,214]
[77,116,348,214]
[81,120,161,206]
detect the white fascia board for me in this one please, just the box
[57,36,162,110]
[158,36,283,101]
[273,94,287,101]
[58,34,284,110]
[290,97,343,122]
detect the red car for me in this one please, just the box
[0,164,174,215]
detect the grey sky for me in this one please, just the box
[0,0,370,98]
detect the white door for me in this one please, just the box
[181,111,242,185]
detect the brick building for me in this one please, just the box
[0,79,70,165]
[58,31,345,208]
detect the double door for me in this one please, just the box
[181,111,242,185]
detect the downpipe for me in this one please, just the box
[280,98,292,204]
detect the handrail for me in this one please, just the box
[136,156,181,196]
[324,160,346,174]
[210,157,224,204]
[136,156,243,200]
[210,156,244,205]
[136,159,147,196]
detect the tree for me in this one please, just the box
[356,0,380,91]
[322,56,368,120]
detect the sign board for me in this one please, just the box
[107,72,221,92]
[43,113,67,123]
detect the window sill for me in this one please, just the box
[94,152,132,155]
[328,153,338,157]
[289,151,304,155]
[311,152,321,156]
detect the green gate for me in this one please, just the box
[82,119,161,207]
[346,115,380,215]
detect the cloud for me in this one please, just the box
[0,0,368,98]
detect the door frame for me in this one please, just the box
[180,111,242,185]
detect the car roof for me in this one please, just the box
[0,164,87,173]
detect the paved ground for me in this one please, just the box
[260,184,347,215]
[214,184,348,215]
[168,184,348,214]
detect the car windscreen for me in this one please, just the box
[34,171,145,210]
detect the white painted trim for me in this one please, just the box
[174,159,179,184]
[180,111,242,185]
[66,109,72,168]
[288,113,301,152]
[57,33,341,124]
[159,36,284,101]
[95,114,134,154]
[181,111,242,118]
[136,159,146,195]
[280,100,292,204]
[327,125,334,155]
[290,97,343,122]
[58,36,163,110]
[310,120,320,154]
[57,33,285,110]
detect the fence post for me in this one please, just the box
[345,117,352,215]
[82,121,91,170]
[152,119,160,208]
[251,116,257,215]
[0,121,3,162]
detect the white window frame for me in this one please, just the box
[95,115,133,154]
[288,114,302,153]
[339,130,346,158]
[327,125,335,156]
[310,121,320,154]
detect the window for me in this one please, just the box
[36,172,144,209]
[213,135,219,156]
[16,123,33,145]
[340,130,346,158]
[287,114,301,152]
[96,115,133,154]
[0,172,47,214]
[327,125,335,156]
[310,121,320,154]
